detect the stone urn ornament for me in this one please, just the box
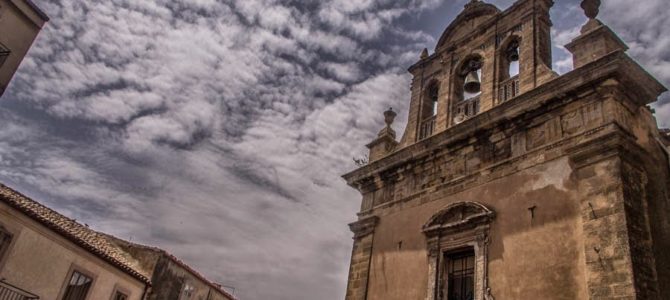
[580,0,602,32]
[581,0,601,19]
[384,107,397,128]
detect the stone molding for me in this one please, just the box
[348,216,379,239]
[343,51,665,188]
[423,201,495,237]
[567,128,646,171]
[423,202,495,300]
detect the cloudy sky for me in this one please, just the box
[1,0,668,299]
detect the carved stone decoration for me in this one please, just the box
[423,201,495,236]
[581,0,601,19]
[561,110,584,136]
[423,202,495,300]
[349,216,379,239]
[421,48,429,60]
[485,288,495,300]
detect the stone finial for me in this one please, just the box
[420,48,429,60]
[367,108,399,162]
[581,0,601,19]
[384,107,397,128]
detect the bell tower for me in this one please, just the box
[398,0,555,146]
[343,0,669,299]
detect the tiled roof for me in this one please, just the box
[0,183,151,284]
[151,248,238,300]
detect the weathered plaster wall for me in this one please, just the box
[365,157,588,300]
[148,254,233,300]
[0,203,145,300]
[0,0,46,95]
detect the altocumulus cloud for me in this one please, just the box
[0,0,668,299]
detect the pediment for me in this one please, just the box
[423,201,494,233]
[436,2,500,51]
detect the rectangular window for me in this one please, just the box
[179,282,194,300]
[0,225,13,261]
[0,42,9,69]
[113,291,128,300]
[62,271,93,300]
[446,249,475,300]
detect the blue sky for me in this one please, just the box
[1,0,668,299]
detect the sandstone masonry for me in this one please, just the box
[342,1,669,299]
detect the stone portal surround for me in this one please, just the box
[422,202,495,300]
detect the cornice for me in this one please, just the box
[343,51,660,187]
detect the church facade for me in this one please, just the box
[342,0,669,299]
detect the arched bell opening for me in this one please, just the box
[418,80,440,140]
[453,56,483,124]
[498,36,522,103]
[423,81,440,119]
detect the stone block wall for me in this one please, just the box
[345,216,378,300]
[344,45,668,298]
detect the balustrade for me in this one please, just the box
[0,280,39,300]
[499,75,520,102]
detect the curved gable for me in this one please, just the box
[422,201,495,233]
[435,2,500,51]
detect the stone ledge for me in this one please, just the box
[357,123,634,218]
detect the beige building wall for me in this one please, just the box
[0,0,47,96]
[0,202,146,300]
[363,157,589,300]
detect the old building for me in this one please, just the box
[0,184,150,300]
[0,183,237,300]
[342,0,669,299]
[108,237,237,300]
[0,0,48,97]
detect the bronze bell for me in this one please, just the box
[507,47,520,62]
[463,71,481,94]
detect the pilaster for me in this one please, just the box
[345,216,379,300]
[569,132,660,299]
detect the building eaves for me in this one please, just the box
[22,0,49,21]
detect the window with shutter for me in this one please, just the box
[62,271,93,300]
[0,225,13,261]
